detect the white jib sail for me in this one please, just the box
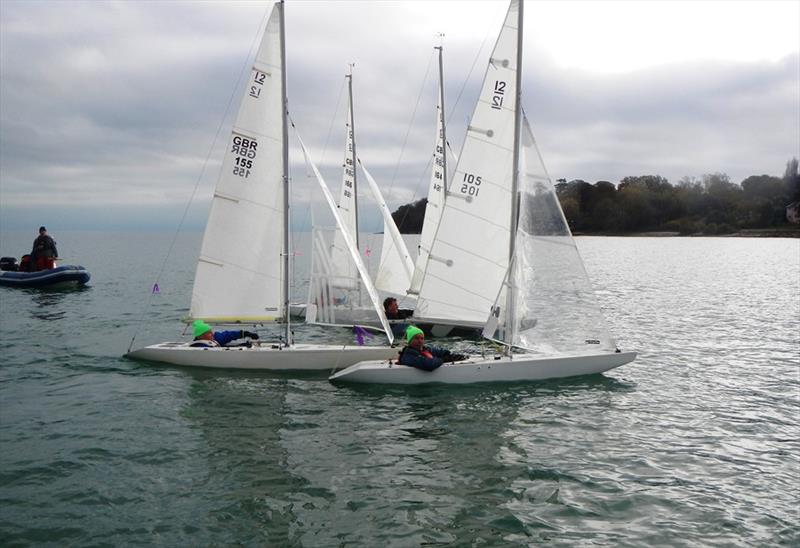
[408,69,447,295]
[415,0,520,324]
[489,113,617,354]
[190,5,284,323]
[296,133,395,344]
[328,100,360,291]
[359,159,414,296]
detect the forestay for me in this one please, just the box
[296,134,395,343]
[489,114,617,354]
[414,0,519,324]
[190,8,285,323]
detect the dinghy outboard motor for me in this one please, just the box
[0,257,18,271]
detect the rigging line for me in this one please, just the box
[126,5,271,354]
[389,47,438,233]
[296,76,347,251]
[395,17,497,234]
[386,48,436,204]
[393,151,435,235]
[444,3,502,127]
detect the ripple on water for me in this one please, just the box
[1,235,799,545]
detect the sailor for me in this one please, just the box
[190,320,260,347]
[396,325,466,371]
[383,297,414,337]
[383,297,413,320]
[30,226,58,271]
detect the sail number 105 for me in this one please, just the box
[460,172,482,197]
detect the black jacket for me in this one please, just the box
[32,235,58,258]
[386,308,414,320]
[397,345,455,371]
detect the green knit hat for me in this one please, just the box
[193,320,212,338]
[405,325,424,344]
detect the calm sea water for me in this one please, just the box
[0,231,798,546]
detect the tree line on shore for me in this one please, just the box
[391,158,800,235]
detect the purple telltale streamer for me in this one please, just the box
[353,325,373,346]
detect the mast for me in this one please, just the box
[346,65,362,306]
[346,67,359,250]
[505,0,523,350]
[436,42,448,194]
[279,0,291,346]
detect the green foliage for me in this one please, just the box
[392,158,800,235]
[548,159,799,234]
[392,198,427,233]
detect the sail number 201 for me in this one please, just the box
[460,172,482,197]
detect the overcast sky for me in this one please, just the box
[1,0,798,232]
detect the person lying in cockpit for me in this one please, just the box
[190,320,259,347]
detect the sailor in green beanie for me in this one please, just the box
[396,325,467,371]
[190,319,260,347]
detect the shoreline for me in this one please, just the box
[571,228,800,238]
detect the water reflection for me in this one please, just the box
[27,290,69,321]
[180,369,304,545]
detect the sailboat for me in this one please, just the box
[126,1,396,370]
[304,69,415,327]
[307,48,481,337]
[330,0,636,384]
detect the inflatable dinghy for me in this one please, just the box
[0,265,91,288]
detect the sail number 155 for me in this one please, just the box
[460,172,481,197]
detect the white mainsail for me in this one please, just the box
[409,45,448,295]
[414,0,520,324]
[190,7,284,323]
[360,160,415,297]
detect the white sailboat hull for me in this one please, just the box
[126,342,398,371]
[329,350,636,384]
[406,316,485,337]
[310,309,483,338]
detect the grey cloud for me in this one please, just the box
[1,1,797,233]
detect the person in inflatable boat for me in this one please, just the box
[396,325,467,371]
[30,226,58,271]
[190,320,259,347]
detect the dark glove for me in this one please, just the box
[448,353,467,362]
[243,331,259,340]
